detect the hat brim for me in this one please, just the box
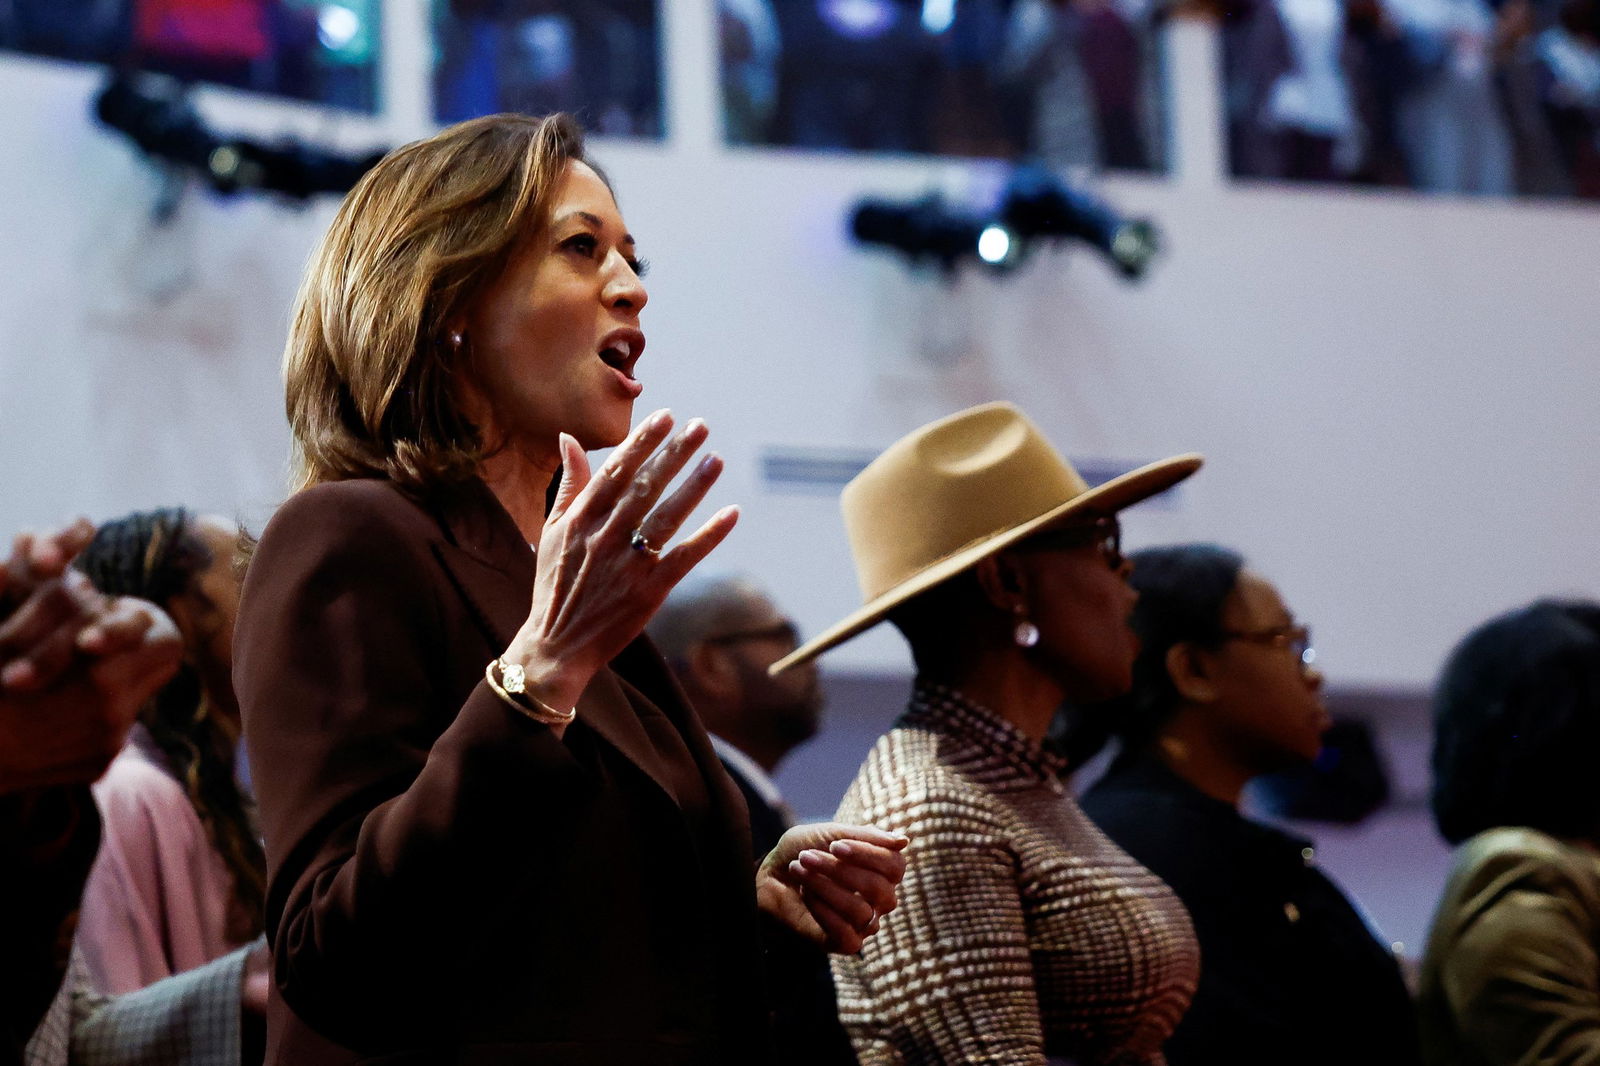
[769,452,1203,675]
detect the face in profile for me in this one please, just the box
[168,513,247,725]
[722,593,823,747]
[1013,518,1142,703]
[466,160,650,455]
[1202,569,1328,769]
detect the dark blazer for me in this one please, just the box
[716,757,788,864]
[1,788,100,1066]
[714,757,855,1066]
[234,477,771,1066]
[1081,755,1420,1066]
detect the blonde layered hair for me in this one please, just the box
[284,112,590,493]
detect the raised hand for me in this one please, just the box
[0,595,181,793]
[0,519,96,598]
[0,520,184,793]
[757,823,910,955]
[0,519,105,693]
[503,410,740,728]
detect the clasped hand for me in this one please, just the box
[758,823,910,955]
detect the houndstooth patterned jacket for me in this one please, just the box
[832,685,1200,1066]
[26,945,251,1066]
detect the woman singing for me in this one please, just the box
[234,113,905,1065]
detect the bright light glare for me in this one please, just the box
[822,0,896,38]
[319,4,361,50]
[977,225,1012,264]
[922,0,956,33]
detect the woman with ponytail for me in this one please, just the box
[72,507,265,994]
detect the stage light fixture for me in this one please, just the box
[850,196,997,274]
[92,72,387,201]
[999,166,1160,280]
[848,167,1161,281]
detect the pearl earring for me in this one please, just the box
[1014,617,1040,648]
[448,331,464,348]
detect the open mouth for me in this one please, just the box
[598,330,645,381]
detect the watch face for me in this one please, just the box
[501,660,528,694]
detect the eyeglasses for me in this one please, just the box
[1018,516,1123,572]
[705,621,801,650]
[1219,623,1315,667]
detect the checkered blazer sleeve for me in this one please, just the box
[36,945,252,1066]
[20,972,78,1066]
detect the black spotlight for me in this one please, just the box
[93,73,387,200]
[848,168,1160,281]
[999,166,1160,280]
[850,196,1010,274]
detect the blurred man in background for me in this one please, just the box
[650,575,852,1065]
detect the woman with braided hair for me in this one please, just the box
[71,507,266,995]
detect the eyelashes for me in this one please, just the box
[560,233,650,278]
[561,233,598,256]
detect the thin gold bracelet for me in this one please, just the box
[484,659,576,727]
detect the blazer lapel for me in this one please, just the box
[613,637,755,863]
[426,480,685,809]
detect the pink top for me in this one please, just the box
[76,727,250,994]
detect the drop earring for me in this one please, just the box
[448,330,465,349]
[1013,609,1039,648]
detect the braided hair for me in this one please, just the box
[76,508,266,943]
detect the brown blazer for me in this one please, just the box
[234,477,771,1066]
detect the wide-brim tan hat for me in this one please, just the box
[770,402,1202,674]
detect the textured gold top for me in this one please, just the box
[832,685,1199,1065]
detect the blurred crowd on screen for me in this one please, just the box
[432,0,662,135]
[0,0,378,112]
[1223,0,1600,198]
[13,0,1595,202]
[719,0,1170,171]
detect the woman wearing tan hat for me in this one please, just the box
[772,402,1202,1065]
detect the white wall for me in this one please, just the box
[2,0,1597,695]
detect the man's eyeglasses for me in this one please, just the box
[705,621,801,650]
[1219,623,1315,667]
[1018,516,1123,572]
